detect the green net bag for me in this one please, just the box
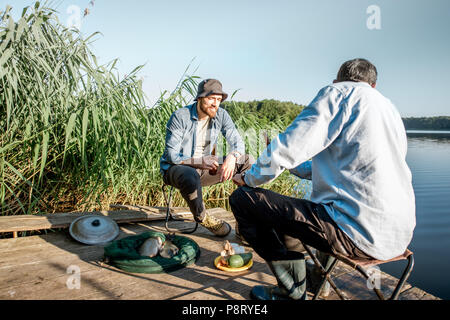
[104,231,200,274]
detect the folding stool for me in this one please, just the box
[161,184,198,234]
[303,244,414,300]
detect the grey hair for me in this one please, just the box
[336,58,378,86]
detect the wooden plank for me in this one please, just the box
[0,206,195,234]
[0,211,279,300]
[0,207,441,300]
[399,286,441,300]
[326,264,414,300]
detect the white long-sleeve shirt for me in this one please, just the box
[244,81,416,260]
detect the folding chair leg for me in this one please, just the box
[162,184,198,234]
[351,254,414,300]
[355,265,386,300]
[304,244,414,300]
[304,245,347,300]
[390,254,414,300]
[312,258,338,300]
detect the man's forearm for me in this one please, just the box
[180,157,203,168]
[242,86,345,187]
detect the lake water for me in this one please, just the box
[295,130,450,299]
[381,131,450,300]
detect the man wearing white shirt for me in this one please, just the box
[230,58,416,300]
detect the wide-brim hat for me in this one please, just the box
[194,79,228,102]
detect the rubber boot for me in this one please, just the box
[251,257,307,300]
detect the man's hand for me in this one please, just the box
[201,155,219,171]
[219,154,237,182]
[232,173,246,186]
[182,155,219,171]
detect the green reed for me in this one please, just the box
[0,2,305,215]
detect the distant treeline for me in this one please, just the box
[402,117,450,130]
[222,99,305,129]
[224,100,450,131]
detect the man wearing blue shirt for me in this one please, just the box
[160,79,252,237]
[230,59,416,300]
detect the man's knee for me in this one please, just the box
[167,166,200,191]
[230,186,254,208]
[229,187,243,207]
[179,173,201,194]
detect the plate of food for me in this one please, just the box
[214,240,253,272]
[214,254,253,272]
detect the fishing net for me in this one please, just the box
[104,231,200,274]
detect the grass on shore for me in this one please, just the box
[0,2,306,216]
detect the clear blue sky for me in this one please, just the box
[5,0,450,117]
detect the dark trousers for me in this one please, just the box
[163,155,254,222]
[229,186,373,262]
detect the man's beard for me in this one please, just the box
[199,102,218,118]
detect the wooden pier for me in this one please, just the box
[0,207,440,300]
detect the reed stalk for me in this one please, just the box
[0,2,305,215]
